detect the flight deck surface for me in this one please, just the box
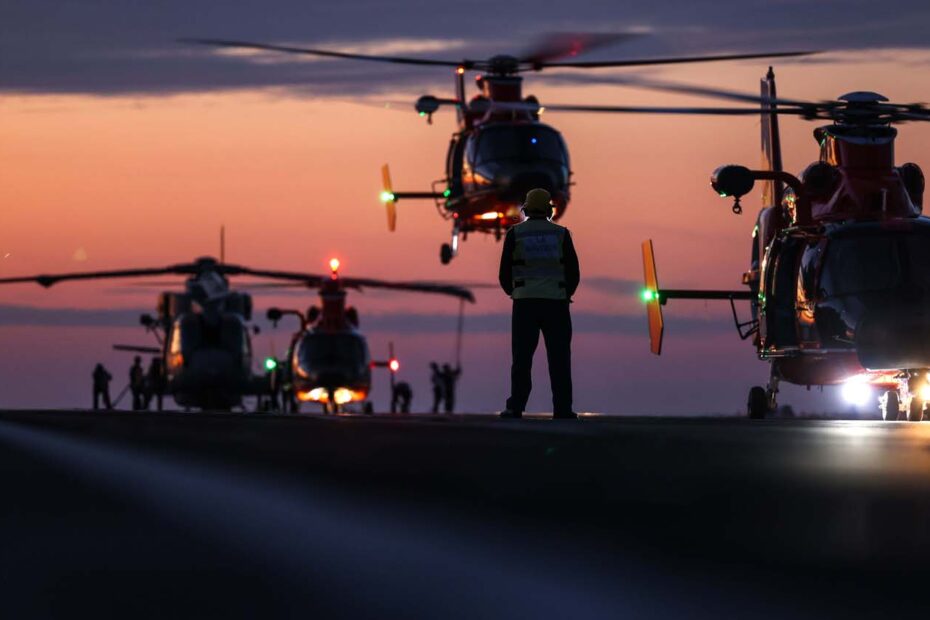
[1,410,928,618]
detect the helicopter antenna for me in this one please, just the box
[220,225,226,264]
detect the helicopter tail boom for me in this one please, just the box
[380,164,444,232]
[641,240,753,355]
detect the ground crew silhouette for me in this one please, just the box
[129,356,145,410]
[391,381,413,414]
[429,362,443,413]
[144,357,165,411]
[440,363,461,413]
[499,188,580,419]
[92,363,113,410]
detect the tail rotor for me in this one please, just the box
[381,164,398,232]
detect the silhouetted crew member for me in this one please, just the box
[429,362,443,413]
[499,188,580,419]
[440,363,461,414]
[92,363,113,410]
[266,362,281,412]
[392,381,413,414]
[145,357,165,411]
[129,356,145,411]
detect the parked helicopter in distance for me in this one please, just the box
[183,35,812,263]
[261,258,474,413]
[639,68,930,420]
[0,256,471,411]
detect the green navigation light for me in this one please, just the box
[264,357,277,371]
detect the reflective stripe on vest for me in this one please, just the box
[511,219,567,300]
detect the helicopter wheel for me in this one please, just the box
[440,243,453,265]
[881,391,901,422]
[747,386,768,420]
[907,397,925,422]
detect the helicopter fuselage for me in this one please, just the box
[163,310,255,409]
[287,327,372,408]
[444,121,570,237]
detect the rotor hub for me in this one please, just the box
[486,55,521,75]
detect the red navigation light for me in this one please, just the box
[389,359,400,373]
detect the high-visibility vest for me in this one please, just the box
[511,218,568,300]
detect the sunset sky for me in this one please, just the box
[3,1,930,413]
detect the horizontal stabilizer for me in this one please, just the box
[113,344,161,354]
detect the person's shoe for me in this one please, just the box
[499,409,523,419]
[552,411,578,420]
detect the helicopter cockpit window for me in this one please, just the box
[171,314,202,355]
[472,125,567,165]
[822,231,930,297]
[299,333,370,371]
[822,236,900,296]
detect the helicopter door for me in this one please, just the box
[796,240,826,345]
[446,134,465,197]
[761,235,803,349]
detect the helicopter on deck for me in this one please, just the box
[0,256,466,410]
[638,69,930,420]
[184,35,812,263]
[261,259,474,413]
[0,257,285,409]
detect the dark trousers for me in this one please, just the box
[93,387,112,410]
[131,389,144,411]
[506,299,573,414]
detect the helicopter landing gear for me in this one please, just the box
[748,371,779,419]
[880,390,902,422]
[440,224,460,265]
[747,386,768,419]
[440,244,453,265]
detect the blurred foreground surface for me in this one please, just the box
[1,410,929,618]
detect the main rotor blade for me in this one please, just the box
[536,49,816,69]
[341,277,475,303]
[491,101,807,116]
[0,266,194,288]
[217,264,329,286]
[518,32,645,65]
[539,72,814,108]
[181,38,465,67]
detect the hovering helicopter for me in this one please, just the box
[0,256,471,410]
[638,68,930,420]
[261,258,474,413]
[183,35,812,263]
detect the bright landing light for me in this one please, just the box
[841,377,873,406]
[919,384,930,402]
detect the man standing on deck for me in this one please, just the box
[92,363,113,410]
[499,189,580,420]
